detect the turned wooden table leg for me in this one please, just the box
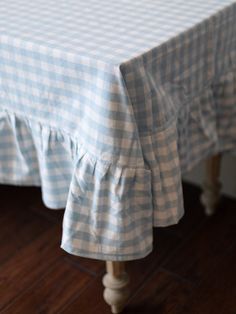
[102,261,130,314]
[201,154,222,216]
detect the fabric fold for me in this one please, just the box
[0,67,235,260]
[62,151,153,260]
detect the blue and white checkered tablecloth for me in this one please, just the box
[0,0,236,260]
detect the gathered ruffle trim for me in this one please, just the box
[0,68,235,260]
[0,110,156,259]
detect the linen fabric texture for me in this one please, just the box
[0,0,236,260]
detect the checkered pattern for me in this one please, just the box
[0,0,235,260]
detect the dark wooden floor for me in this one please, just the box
[0,183,236,314]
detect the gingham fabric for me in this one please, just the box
[0,0,236,260]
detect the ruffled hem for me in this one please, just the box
[61,142,154,260]
[0,109,155,260]
[0,110,78,208]
[61,242,153,261]
[0,67,235,260]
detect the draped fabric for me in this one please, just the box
[0,0,235,260]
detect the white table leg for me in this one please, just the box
[103,261,130,314]
[201,154,222,216]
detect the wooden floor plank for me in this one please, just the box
[63,255,104,276]
[3,259,92,314]
[60,276,111,314]
[181,243,236,314]
[0,209,52,265]
[124,269,194,314]
[0,226,63,311]
[162,197,236,284]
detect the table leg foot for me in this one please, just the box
[103,261,130,314]
[201,154,222,216]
